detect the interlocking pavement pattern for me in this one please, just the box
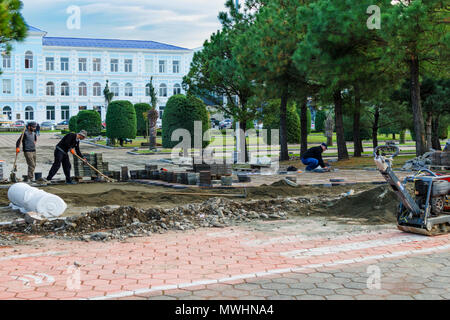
[0,217,449,300]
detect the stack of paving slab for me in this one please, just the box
[73,153,109,177]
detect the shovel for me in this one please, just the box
[71,151,115,182]
[10,126,27,182]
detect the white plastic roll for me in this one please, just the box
[8,183,67,218]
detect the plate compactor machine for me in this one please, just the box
[374,145,450,236]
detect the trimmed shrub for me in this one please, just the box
[76,110,102,136]
[106,100,137,140]
[162,94,210,148]
[134,103,151,137]
[263,100,301,144]
[314,109,327,133]
[69,116,78,132]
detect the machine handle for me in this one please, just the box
[373,145,400,158]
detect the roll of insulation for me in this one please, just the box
[8,183,67,217]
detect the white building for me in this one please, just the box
[0,26,193,125]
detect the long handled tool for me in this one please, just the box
[71,151,115,182]
[10,126,27,182]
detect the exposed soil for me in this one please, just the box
[0,181,400,243]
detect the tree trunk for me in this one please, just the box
[400,130,406,144]
[426,111,432,151]
[239,120,249,163]
[327,135,333,147]
[333,90,349,161]
[279,84,289,161]
[409,56,427,156]
[353,87,362,157]
[300,98,308,155]
[372,106,380,149]
[431,115,442,150]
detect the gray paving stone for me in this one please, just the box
[354,295,384,300]
[413,294,444,300]
[221,289,248,298]
[424,281,450,289]
[233,283,262,291]
[190,289,220,298]
[239,296,266,300]
[385,295,414,300]
[335,288,364,296]
[147,295,177,300]
[333,272,356,279]
[288,282,316,290]
[316,282,343,290]
[296,295,326,300]
[267,295,295,300]
[253,289,278,297]
[272,277,300,284]
[325,295,355,300]
[260,283,289,290]
[343,282,368,290]
[419,288,448,295]
[363,289,391,296]
[278,288,307,296]
[306,288,335,296]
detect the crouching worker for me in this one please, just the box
[301,143,329,172]
[46,130,88,184]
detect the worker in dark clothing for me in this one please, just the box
[16,122,37,181]
[46,130,87,184]
[301,143,329,172]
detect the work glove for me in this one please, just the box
[16,148,20,154]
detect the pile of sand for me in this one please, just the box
[316,185,398,224]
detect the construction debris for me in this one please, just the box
[402,151,434,170]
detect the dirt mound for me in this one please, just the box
[317,185,398,224]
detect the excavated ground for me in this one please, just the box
[0,182,398,244]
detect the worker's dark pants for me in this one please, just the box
[47,149,71,182]
[301,158,319,171]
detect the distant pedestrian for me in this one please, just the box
[301,143,329,172]
[46,130,87,184]
[36,123,40,136]
[16,122,37,181]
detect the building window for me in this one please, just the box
[173,83,181,95]
[61,57,69,71]
[125,59,132,72]
[61,82,70,96]
[25,80,34,94]
[145,59,153,73]
[2,79,11,94]
[61,106,70,120]
[93,82,101,96]
[145,83,151,96]
[79,82,87,96]
[46,82,55,96]
[2,106,12,120]
[125,83,133,97]
[111,82,119,96]
[46,57,54,71]
[46,106,55,120]
[159,83,167,97]
[93,58,101,72]
[79,106,87,111]
[159,60,166,73]
[78,58,87,72]
[2,54,11,69]
[159,106,165,119]
[173,60,180,73]
[25,106,34,120]
[25,51,33,69]
[110,59,118,72]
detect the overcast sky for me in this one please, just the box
[21,0,228,49]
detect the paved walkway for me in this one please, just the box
[0,217,448,300]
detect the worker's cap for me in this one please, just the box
[321,143,328,150]
[78,130,87,138]
[27,121,37,128]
